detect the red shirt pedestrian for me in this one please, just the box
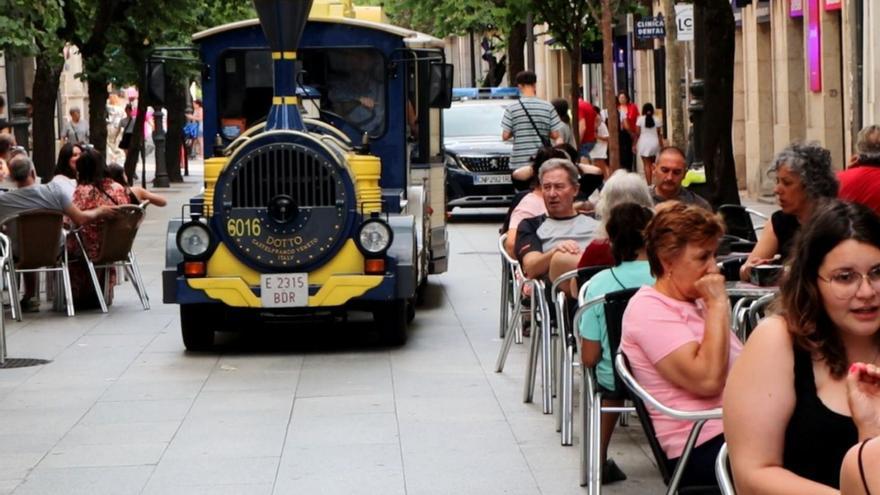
[578,99,597,144]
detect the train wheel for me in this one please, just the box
[180,304,217,351]
[374,299,408,346]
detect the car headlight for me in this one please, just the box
[356,219,393,256]
[176,221,212,258]
[445,153,465,170]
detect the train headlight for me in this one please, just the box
[176,221,212,258]
[356,219,393,256]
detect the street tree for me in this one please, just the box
[530,0,639,171]
[377,0,530,86]
[0,0,66,180]
[697,0,740,206]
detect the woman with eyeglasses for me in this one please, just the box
[724,200,880,494]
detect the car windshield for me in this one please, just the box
[443,102,508,138]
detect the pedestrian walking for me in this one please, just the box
[61,107,90,145]
[501,71,565,169]
[578,96,598,158]
[636,103,664,184]
[589,109,610,178]
[616,92,639,172]
[551,98,578,150]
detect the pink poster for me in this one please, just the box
[825,0,842,11]
[807,0,822,92]
[790,0,803,17]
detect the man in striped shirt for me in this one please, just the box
[502,71,565,169]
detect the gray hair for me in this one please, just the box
[596,170,654,237]
[538,158,579,187]
[69,106,80,115]
[856,125,880,163]
[770,141,838,200]
[9,156,34,182]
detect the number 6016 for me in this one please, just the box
[227,218,261,237]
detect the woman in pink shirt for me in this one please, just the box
[621,201,743,487]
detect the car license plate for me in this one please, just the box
[260,273,308,307]
[474,174,511,185]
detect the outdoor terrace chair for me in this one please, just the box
[0,210,74,317]
[551,265,611,446]
[715,443,736,495]
[717,204,768,244]
[0,233,12,365]
[495,273,554,414]
[575,287,639,490]
[615,352,723,494]
[498,233,524,343]
[70,204,149,312]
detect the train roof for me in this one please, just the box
[192,17,444,49]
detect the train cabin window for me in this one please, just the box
[217,47,387,138]
[321,48,387,137]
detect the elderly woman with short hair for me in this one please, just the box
[621,202,743,488]
[740,141,839,281]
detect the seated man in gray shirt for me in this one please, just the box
[0,156,117,311]
[514,158,598,284]
[650,146,712,210]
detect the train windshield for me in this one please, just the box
[218,47,387,138]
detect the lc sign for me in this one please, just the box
[675,3,694,41]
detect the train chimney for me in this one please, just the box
[253,0,314,130]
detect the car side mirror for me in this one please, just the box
[428,63,453,109]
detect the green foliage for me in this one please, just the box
[377,0,530,38]
[0,0,65,59]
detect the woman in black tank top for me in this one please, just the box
[740,142,838,281]
[724,201,880,494]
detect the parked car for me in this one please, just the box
[443,89,517,212]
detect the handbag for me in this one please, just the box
[518,99,552,147]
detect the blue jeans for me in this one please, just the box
[579,142,596,157]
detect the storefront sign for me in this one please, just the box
[790,0,804,17]
[807,0,822,92]
[635,15,666,40]
[675,4,693,41]
[825,0,841,11]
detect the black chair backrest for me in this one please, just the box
[601,288,639,394]
[718,204,758,242]
[619,352,674,485]
[576,264,612,289]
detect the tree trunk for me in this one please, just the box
[87,76,109,157]
[601,0,620,171]
[165,75,187,183]
[662,0,686,147]
[569,44,582,147]
[31,54,63,182]
[507,22,526,84]
[701,0,740,206]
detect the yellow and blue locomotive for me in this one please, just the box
[163,0,451,349]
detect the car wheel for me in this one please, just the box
[180,304,217,351]
[373,299,408,346]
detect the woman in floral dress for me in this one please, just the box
[66,148,127,308]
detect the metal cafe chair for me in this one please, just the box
[718,204,768,243]
[0,210,75,317]
[70,205,150,312]
[551,265,611,446]
[495,272,555,415]
[716,443,736,495]
[615,353,723,495]
[495,268,553,414]
[497,233,524,344]
[575,288,639,490]
[0,233,12,365]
